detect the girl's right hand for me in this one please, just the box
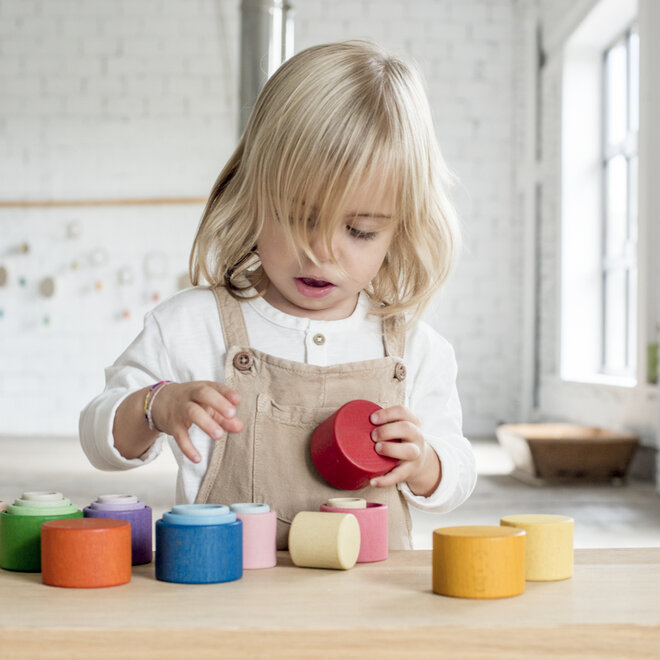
[151,381,243,463]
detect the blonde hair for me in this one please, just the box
[190,40,460,319]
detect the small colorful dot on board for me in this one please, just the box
[66,220,82,239]
[71,260,79,271]
[143,253,168,279]
[39,276,56,298]
[95,281,103,292]
[89,248,108,267]
[122,309,131,319]
[19,277,26,287]
[19,242,29,254]
[0,308,4,319]
[152,292,161,303]
[118,267,134,285]
[43,315,51,326]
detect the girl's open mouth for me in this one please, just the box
[295,277,336,298]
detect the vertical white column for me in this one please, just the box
[239,0,295,134]
[638,0,660,488]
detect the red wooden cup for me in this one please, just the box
[311,400,398,490]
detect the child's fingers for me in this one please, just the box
[172,403,244,464]
[171,427,201,464]
[217,415,244,434]
[209,382,242,406]
[371,420,423,446]
[370,463,409,489]
[370,405,420,427]
[185,402,230,441]
[374,437,421,462]
[192,384,240,422]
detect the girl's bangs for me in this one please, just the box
[262,128,403,265]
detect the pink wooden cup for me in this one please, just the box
[320,501,388,563]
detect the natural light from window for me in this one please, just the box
[561,0,638,386]
[602,27,639,377]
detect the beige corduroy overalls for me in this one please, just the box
[195,286,413,550]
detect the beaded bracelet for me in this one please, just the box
[144,380,173,432]
[143,381,163,421]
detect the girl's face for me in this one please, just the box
[257,175,397,320]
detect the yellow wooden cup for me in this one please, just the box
[500,514,574,581]
[432,525,526,599]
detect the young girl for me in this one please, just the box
[80,41,477,550]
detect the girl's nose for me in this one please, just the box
[308,230,334,263]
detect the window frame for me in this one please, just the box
[600,25,639,378]
[559,0,640,387]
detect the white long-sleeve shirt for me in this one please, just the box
[79,287,476,513]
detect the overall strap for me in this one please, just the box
[382,313,406,359]
[212,286,250,348]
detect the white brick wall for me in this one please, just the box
[0,0,240,434]
[0,0,240,201]
[0,0,525,438]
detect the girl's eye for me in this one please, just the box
[346,225,377,241]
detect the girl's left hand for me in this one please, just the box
[369,405,441,497]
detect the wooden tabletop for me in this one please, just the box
[1,548,659,659]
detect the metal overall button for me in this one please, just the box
[233,351,253,371]
[394,362,407,381]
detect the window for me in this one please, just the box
[602,27,639,376]
[560,0,639,385]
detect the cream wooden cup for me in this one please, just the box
[324,498,367,510]
[500,513,574,581]
[288,512,360,570]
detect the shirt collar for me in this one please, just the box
[245,290,376,332]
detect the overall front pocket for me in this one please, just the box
[253,394,377,525]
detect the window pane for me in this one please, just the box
[629,30,639,132]
[605,154,628,257]
[605,41,627,147]
[629,155,638,242]
[604,269,627,371]
[599,26,638,380]
[627,267,637,371]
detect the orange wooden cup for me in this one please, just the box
[41,518,132,588]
